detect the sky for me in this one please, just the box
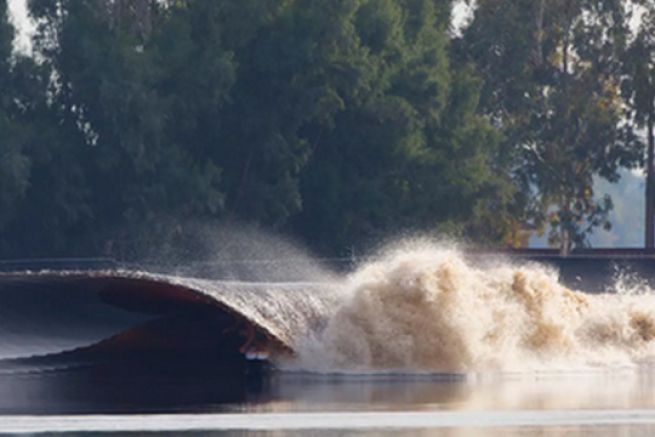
[592,170,646,247]
[530,170,647,248]
[4,0,649,248]
[7,0,32,55]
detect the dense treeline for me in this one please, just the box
[0,0,653,259]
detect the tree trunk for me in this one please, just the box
[560,197,571,256]
[534,0,545,64]
[560,228,570,256]
[646,113,655,250]
[559,30,571,257]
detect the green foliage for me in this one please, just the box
[291,0,510,253]
[459,0,643,252]
[0,0,31,233]
[0,0,648,258]
[622,1,655,248]
[623,2,655,127]
[21,0,229,255]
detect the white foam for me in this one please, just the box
[291,242,655,373]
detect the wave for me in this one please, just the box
[2,242,655,374]
[292,244,655,373]
[0,270,340,368]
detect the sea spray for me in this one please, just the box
[290,243,655,373]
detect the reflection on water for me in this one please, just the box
[55,427,655,437]
[4,413,655,436]
[251,366,655,413]
[1,363,655,414]
[2,361,655,435]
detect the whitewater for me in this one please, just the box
[289,242,655,374]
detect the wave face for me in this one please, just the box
[293,244,655,373]
[158,275,342,349]
[0,275,148,360]
[0,271,340,364]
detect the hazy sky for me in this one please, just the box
[4,0,648,248]
[7,0,32,54]
[530,170,647,248]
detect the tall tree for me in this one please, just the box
[292,0,511,253]
[27,0,228,256]
[460,0,642,253]
[622,1,655,249]
[0,0,32,244]
[211,0,337,227]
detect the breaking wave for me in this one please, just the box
[292,243,655,373]
[2,241,655,374]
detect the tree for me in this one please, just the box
[0,0,521,258]
[25,0,228,256]
[292,0,511,254]
[622,1,655,249]
[460,0,643,253]
[211,0,343,227]
[0,1,54,256]
[0,0,29,232]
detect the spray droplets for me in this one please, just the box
[292,243,655,373]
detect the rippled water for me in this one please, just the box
[2,366,655,435]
